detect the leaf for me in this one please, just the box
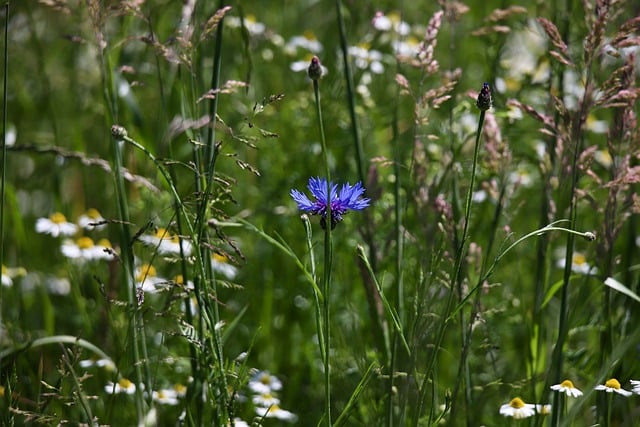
[604,277,640,304]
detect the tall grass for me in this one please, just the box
[1,1,639,426]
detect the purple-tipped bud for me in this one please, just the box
[307,56,324,81]
[476,82,492,111]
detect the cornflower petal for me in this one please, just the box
[290,189,315,211]
[291,177,370,229]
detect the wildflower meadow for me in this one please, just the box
[1,1,640,425]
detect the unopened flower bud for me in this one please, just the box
[307,56,324,81]
[476,82,492,111]
[111,125,128,139]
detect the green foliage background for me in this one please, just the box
[1,0,639,425]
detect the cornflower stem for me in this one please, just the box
[313,78,332,426]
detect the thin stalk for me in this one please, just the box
[418,104,486,426]
[192,3,228,421]
[303,214,325,360]
[445,108,485,425]
[109,127,146,423]
[0,2,9,372]
[312,75,333,427]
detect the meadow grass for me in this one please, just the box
[1,1,639,426]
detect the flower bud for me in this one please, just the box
[111,125,128,139]
[307,56,324,81]
[476,82,492,111]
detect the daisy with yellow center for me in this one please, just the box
[135,263,166,293]
[211,253,238,280]
[139,227,192,256]
[105,378,136,394]
[173,383,188,397]
[499,397,536,419]
[594,378,632,396]
[61,237,115,261]
[255,404,298,422]
[550,379,583,398]
[77,208,106,230]
[556,250,598,275]
[35,212,78,237]
[152,388,179,405]
[2,265,25,287]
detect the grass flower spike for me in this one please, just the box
[550,379,583,397]
[476,82,492,111]
[499,397,536,419]
[594,378,632,396]
[291,177,370,230]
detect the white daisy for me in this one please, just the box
[105,378,137,394]
[594,378,632,396]
[499,397,536,419]
[77,208,107,230]
[255,405,297,422]
[248,371,282,394]
[79,357,116,371]
[550,379,583,398]
[139,228,192,256]
[2,265,26,287]
[252,392,280,407]
[152,388,180,405]
[212,253,238,280]
[556,251,598,275]
[61,237,115,261]
[36,212,78,237]
[135,264,167,293]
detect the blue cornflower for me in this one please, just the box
[290,177,370,229]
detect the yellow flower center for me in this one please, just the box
[605,378,621,389]
[174,275,184,285]
[260,374,271,385]
[50,212,68,224]
[154,228,170,239]
[76,237,95,249]
[302,30,317,41]
[213,253,228,263]
[573,253,586,265]
[97,238,111,248]
[560,379,575,389]
[388,11,401,23]
[136,264,157,281]
[510,397,525,408]
[118,378,133,388]
[1,265,7,275]
[157,390,166,399]
[0,385,5,397]
[86,208,101,219]
[174,383,187,394]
